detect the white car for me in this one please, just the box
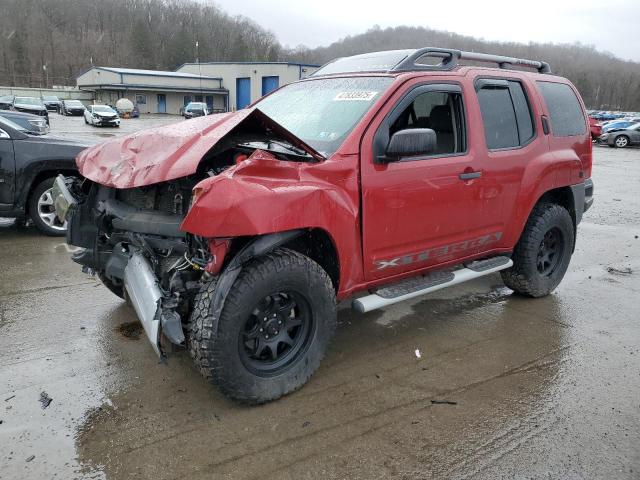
[84,105,120,127]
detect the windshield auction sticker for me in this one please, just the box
[333,91,378,101]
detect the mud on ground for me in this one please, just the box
[0,135,639,479]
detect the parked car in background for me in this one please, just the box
[84,105,120,127]
[183,102,209,119]
[0,116,87,235]
[131,104,140,118]
[41,95,62,112]
[601,120,639,133]
[0,110,49,135]
[0,95,13,109]
[598,123,640,148]
[588,117,602,140]
[60,99,86,116]
[0,95,49,125]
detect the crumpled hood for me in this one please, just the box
[76,108,323,188]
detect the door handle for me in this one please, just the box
[459,171,482,181]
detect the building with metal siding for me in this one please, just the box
[76,62,320,115]
[175,62,319,111]
[75,67,228,114]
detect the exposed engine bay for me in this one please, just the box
[62,131,316,355]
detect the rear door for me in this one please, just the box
[471,76,546,243]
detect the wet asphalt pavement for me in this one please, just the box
[1,114,639,479]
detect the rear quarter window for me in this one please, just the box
[537,81,586,137]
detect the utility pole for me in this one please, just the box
[196,40,203,105]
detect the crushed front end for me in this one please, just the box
[55,109,324,357]
[61,174,213,355]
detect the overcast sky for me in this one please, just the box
[209,0,640,62]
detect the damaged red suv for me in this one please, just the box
[55,48,594,404]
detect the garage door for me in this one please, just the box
[236,78,251,110]
[261,76,279,96]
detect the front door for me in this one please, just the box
[157,94,167,114]
[360,82,504,281]
[0,132,15,207]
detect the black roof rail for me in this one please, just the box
[392,47,551,74]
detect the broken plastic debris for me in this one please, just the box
[415,349,422,359]
[39,391,52,409]
[26,455,35,462]
[431,400,457,405]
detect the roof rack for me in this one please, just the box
[392,48,551,74]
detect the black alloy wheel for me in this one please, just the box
[239,292,313,376]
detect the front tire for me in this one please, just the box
[28,178,68,236]
[189,249,337,404]
[501,203,574,297]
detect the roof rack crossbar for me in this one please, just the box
[392,47,551,74]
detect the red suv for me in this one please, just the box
[55,48,594,404]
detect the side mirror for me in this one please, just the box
[380,128,437,162]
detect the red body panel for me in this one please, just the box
[75,109,322,189]
[589,117,602,140]
[79,67,591,300]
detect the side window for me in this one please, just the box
[476,80,534,150]
[389,90,465,155]
[537,81,586,137]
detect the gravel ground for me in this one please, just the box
[0,116,639,480]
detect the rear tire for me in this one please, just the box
[189,248,336,404]
[501,203,574,297]
[614,135,629,148]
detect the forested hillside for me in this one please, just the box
[288,26,640,110]
[0,0,280,87]
[1,0,638,109]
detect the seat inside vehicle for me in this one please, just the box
[390,91,463,155]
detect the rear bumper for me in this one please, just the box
[570,178,594,225]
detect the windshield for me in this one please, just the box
[15,97,43,106]
[186,103,205,111]
[66,100,83,107]
[42,96,58,101]
[256,76,393,157]
[0,116,27,132]
[93,105,115,113]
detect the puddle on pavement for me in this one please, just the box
[116,321,143,340]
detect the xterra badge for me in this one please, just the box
[375,232,503,270]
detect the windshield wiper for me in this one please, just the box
[267,140,310,157]
[239,140,313,159]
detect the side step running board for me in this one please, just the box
[352,256,512,313]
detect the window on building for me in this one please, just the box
[183,95,192,106]
[536,81,586,137]
[135,94,147,105]
[477,80,534,150]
